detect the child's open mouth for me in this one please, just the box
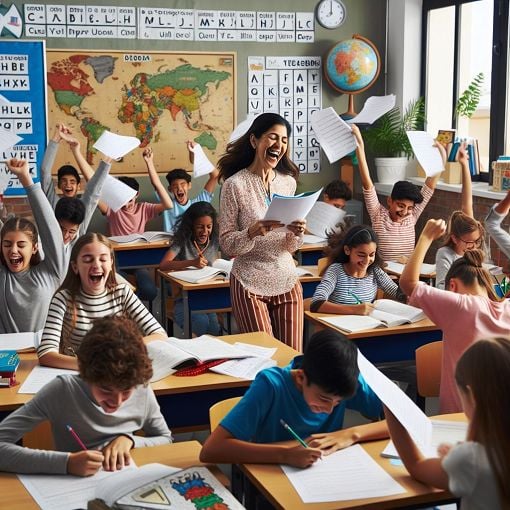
[9,255,23,269]
[89,273,104,283]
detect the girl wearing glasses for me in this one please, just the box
[435,144,485,289]
[400,219,510,413]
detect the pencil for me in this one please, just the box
[349,291,362,304]
[280,419,308,448]
[66,424,87,451]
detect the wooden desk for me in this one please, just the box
[305,312,442,364]
[0,441,209,510]
[0,333,299,432]
[159,267,321,338]
[240,414,465,509]
[111,240,170,269]
[296,242,327,265]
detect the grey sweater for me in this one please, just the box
[0,375,172,474]
[0,183,66,333]
[485,204,510,259]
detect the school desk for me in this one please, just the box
[296,242,327,265]
[239,413,465,510]
[0,440,214,510]
[159,266,321,338]
[304,311,442,364]
[111,239,170,269]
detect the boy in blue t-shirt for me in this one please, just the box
[200,330,386,469]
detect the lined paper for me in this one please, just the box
[346,94,396,125]
[306,201,346,238]
[406,131,444,177]
[18,366,78,394]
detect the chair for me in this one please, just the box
[209,396,242,432]
[415,341,443,410]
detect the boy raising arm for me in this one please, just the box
[200,330,386,468]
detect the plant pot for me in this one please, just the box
[375,157,408,184]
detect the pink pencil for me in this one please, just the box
[66,424,87,451]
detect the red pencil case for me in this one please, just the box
[174,359,229,376]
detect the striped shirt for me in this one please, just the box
[363,185,434,262]
[37,283,165,358]
[311,263,401,311]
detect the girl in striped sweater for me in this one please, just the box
[37,232,166,370]
[310,224,405,314]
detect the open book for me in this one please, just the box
[0,330,42,351]
[168,258,233,284]
[321,300,425,333]
[384,261,436,276]
[93,464,244,510]
[147,335,252,381]
[109,231,172,244]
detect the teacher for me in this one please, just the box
[218,113,305,350]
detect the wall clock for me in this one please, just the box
[315,0,347,29]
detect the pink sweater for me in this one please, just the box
[409,283,510,412]
[219,168,302,296]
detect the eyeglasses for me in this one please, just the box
[457,236,482,248]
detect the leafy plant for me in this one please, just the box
[456,72,484,119]
[362,97,425,159]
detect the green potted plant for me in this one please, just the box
[362,97,425,183]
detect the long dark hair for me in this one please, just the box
[217,113,299,181]
[0,216,41,268]
[172,201,218,248]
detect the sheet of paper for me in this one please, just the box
[18,464,137,510]
[0,125,22,152]
[384,261,436,276]
[282,444,405,503]
[210,357,277,379]
[406,131,444,177]
[99,174,137,212]
[357,351,433,454]
[18,366,78,394]
[306,201,346,238]
[229,114,258,143]
[190,143,215,178]
[310,107,357,163]
[264,188,322,226]
[93,131,140,160]
[302,234,328,244]
[0,331,39,351]
[346,94,396,125]
[234,342,277,358]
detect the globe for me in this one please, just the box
[324,34,381,116]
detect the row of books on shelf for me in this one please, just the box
[445,136,481,176]
[491,155,510,192]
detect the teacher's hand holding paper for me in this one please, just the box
[286,219,306,237]
[248,220,285,239]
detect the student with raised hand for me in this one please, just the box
[163,141,219,233]
[0,316,172,475]
[159,201,222,336]
[310,224,406,315]
[200,329,386,468]
[435,143,485,289]
[400,219,510,413]
[0,159,66,334]
[37,232,166,370]
[353,124,442,262]
[485,187,510,262]
[385,337,510,509]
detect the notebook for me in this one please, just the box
[168,259,233,284]
[384,261,436,276]
[147,335,252,381]
[109,231,172,244]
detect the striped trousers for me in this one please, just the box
[230,274,303,352]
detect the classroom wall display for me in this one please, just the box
[46,49,236,175]
[248,56,321,174]
[0,39,47,195]
[23,5,315,43]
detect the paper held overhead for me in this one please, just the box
[99,174,137,212]
[305,201,346,239]
[229,113,258,143]
[0,125,22,153]
[93,131,141,160]
[189,142,215,178]
[345,94,396,125]
[406,131,445,177]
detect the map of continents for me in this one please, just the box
[46,51,235,174]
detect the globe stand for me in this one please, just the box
[341,95,357,121]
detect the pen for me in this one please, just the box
[280,419,308,448]
[66,424,87,451]
[349,291,362,304]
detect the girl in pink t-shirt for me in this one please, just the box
[400,219,510,413]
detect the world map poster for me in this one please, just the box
[46,50,236,175]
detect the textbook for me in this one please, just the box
[147,335,252,381]
[0,330,42,351]
[168,258,233,284]
[91,463,244,509]
[321,300,425,333]
[109,231,172,244]
[0,350,20,387]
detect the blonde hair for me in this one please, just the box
[455,337,510,507]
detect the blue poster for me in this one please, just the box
[0,39,47,196]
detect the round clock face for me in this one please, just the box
[315,0,347,29]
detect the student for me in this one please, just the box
[0,316,172,475]
[159,201,222,336]
[163,141,220,233]
[322,179,352,209]
[400,219,510,413]
[353,125,442,262]
[310,224,405,314]
[485,187,510,262]
[385,337,510,509]
[0,159,66,334]
[37,232,166,370]
[200,329,386,468]
[435,143,484,289]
